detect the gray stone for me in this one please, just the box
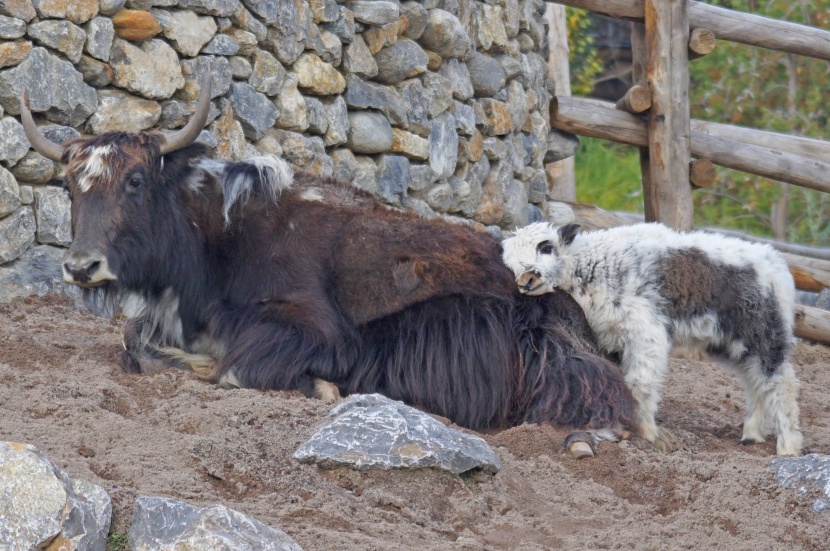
[178,0,241,16]
[151,8,217,57]
[506,80,529,131]
[179,55,232,100]
[0,206,35,263]
[346,111,392,154]
[0,14,25,38]
[347,0,398,26]
[504,134,525,174]
[451,100,475,136]
[475,2,507,51]
[224,28,256,55]
[544,201,576,225]
[226,82,278,140]
[342,35,377,79]
[129,496,302,551]
[322,6,354,43]
[467,51,506,97]
[468,155,490,187]
[343,75,387,112]
[28,20,86,63]
[312,29,342,66]
[0,245,81,303]
[407,197,436,218]
[495,53,522,80]
[304,96,328,135]
[76,55,113,87]
[263,0,310,65]
[249,49,285,96]
[519,52,548,110]
[125,0,177,8]
[272,129,317,168]
[545,130,580,163]
[422,71,453,118]
[99,0,126,15]
[41,124,80,144]
[816,289,830,311]
[482,136,507,160]
[423,181,453,212]
[32,0,97,23]
[373,39,427,85]
[19,185,32,204]
[110,38,184,100]
[438,58,473,101]
[32,185,70,246]
[160,99,221,129]
[228,55,252,79]
[380,85,408,127]
[253,134,282,157]
[86,89,161,134]
[448,173,483,217]
[230,6,266,40]
[396,78,429,136]
[528,203,544,223]
[503,0,519,37]
[241,0,277,23]
[83,16,113,61]
[11,151,54,185]
[331,148,357,182]
[322,95,348,147]
[0,116,29,166]
[408,163,434,192]
[352,155,377,193]
[308,0,338,23]
[523,167,547,203]
[428,111,457,179]
[772,454,830,513]
[295,394,500,474]
[0,165,19,217]
[375,154,409,205]
[418,8,472,59]
[401,1,427,40]
[201,33,239,55]
[274,74,309,132]
[500,178,528,229]
[0,0,35,21]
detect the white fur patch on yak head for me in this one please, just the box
[501,222,580,295]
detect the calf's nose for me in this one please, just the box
[63,251,106,285]
[516,270,542,294]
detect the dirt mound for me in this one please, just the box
[1,296,828,550]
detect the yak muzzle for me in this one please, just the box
[62,250,117,287]
[516,270,545,295]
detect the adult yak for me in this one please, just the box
[20,78,637,437]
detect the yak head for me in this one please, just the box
[501,222,580,295]
[20,77,213,294]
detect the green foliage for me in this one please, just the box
[574,137,643,213]
[566,8,604,96]
[107,531,129,551]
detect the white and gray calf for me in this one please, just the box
[501,222,802,456]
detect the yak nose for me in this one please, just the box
[516,270,542,294]
[62,251,113,286]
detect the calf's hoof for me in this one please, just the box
[561,431,597,459]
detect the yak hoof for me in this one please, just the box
[561,431,597,459]
[739,438,762,446]
[313,379,341,403]
[651,427,678,452]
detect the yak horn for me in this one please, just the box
[19,90,64,162]
[160,73,212,155]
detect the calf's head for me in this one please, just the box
[20,77,212,290]
[501,222,580,295]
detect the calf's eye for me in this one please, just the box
[537,241,554,255]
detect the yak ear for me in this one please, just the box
[558,223,580,246]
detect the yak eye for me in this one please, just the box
[537,241,554,255]
[127,175,144,190]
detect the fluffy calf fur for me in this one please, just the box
[501,222,802,455]
[60,132,638,436]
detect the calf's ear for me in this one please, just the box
[558,223,580,246]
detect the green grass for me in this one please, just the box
[107,531,129,551]
[573,136,644,214]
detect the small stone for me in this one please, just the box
[76,55,113,86]
[308,0,338,23]
[375,154,409,205]
[422,71,452,118]
[343,74,386,111]
[352,155,377,193]
[0,15,25,39]
[347,0,398,26]
[159,98,221,129]
[274,73,309,132]
[230,5,265,39]
[151,8,217,57]
[506,79,529,131]
[476,2,507,51]
[395,78,429,136]
[495,53,522,80]
[0,40,30,69]
[28,20,86,63]
[32,186,71,245]
[0,206,35,263]
[500,178,529,229]
[331,148,357,182]
[425,49,442,71]
[111,8,160,41]
[390,128,429,161]
[228,55,252,79]
[178,54,232,100]
[423,182,453,212]
[110,38,183,99]
[313,29,342,66]
[322,5,354,43]
[477,98,511,136]
[0,0,35,21]
[178,0,240,17]
[545,130,580,163]
[201,33,239,55]
[86,89,160,134]
[418,8,472,59]
[262,0,312,65]
[0,116,29,166]
[451,100,475,136]
[240,0,276,23]
[429,112,457,179]
[408,163,434,192]
[253,133,282,157]
[11,151,53,185]
[41,124,80,144]
[503,0,520,37]
[222,28,255,55]
[249,49,285,96]
[467,51,506,97]
[342,35,377,79]
[294,52,345,95]
[32,0,97,23]
[322,95,348,147]
[305,96,328,135]
[18,185,32,204]
[226,82,278,140]
[516,31,533,52]
[84,16,114,61]
[347,111,392,154]
[0,165,19,217]
[482,136,507,160]
[401,1,427,40]
[363,16,408,55]
[439,58,473,101]
[211,100,257,161]
[98,0,126,16]
[272,129,316,167]
[467,128,483,161]
[373,39,427,85]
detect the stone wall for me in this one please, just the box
[0,0,559,302]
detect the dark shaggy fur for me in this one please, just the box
[62,134,638,434]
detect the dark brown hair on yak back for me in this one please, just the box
[22,82,638,436]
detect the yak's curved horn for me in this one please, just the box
[19,90,63,162]
[160,73,212,155]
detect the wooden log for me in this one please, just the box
[690,120,830,163]
[794,304,830,345]
[547,0,830,62]
[630,23,652,234]
[550,96,830,194]
[615,84,652,114]
[688,28,715,59]
[787,264,830,293]
[689,158,716,187]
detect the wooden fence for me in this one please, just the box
[544,0,830,344]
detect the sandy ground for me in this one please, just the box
[1,295,829,551]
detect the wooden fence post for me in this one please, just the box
[645,0,694,231]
